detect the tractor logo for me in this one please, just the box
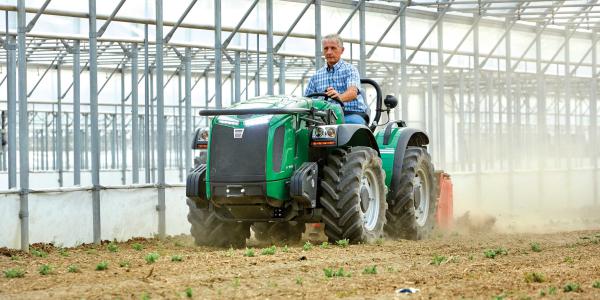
[233,128,244,139]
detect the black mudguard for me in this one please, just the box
[336,124,379,153]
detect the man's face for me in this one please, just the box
[323,39,344,67]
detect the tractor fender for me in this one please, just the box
[336,124,379,153]
[387,129,430,205]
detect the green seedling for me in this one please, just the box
[563,282,581,292]
[107,242,119,252]
[282,245,289,253]
[132,243,143,251]
[10,255,20,261]
[564,256,574,264]
[58,248,69,257]
[484,248,507,259]
[261,246,276,255]
[30,249,48,258]
[226,247,235,257]
[592,281,600,289]
[303,241,313,251]
[320,242,330,249]
[323,267,351,278]
[492,295,506,300]
[244,248,255,257]
[96,261,108,271]
[185,287,193,298]
[295,276,303,285]
[431,254,447,266]
[530,242,541,252]
[524,272,545,283]
[4,268,25,278]
[119,260,130,268]
[67,264,80,273]
[145,253,160,264]
[362,265,377,275]
[375,238,384,246]
[141,292,150,300]
[336,239,349,248]
[171,255,183,262]
[232,277,240,288]
[38,264,53,275]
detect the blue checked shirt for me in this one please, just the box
[304,59,367,113]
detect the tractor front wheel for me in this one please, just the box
[320,147,387,244]
[186,198,251,248]
[384,146,436,240]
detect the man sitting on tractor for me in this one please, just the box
[304,33,369,125]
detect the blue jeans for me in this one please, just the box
[344,114,366,125]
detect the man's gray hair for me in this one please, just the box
[322,33,343,48]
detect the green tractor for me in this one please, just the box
[186,79,439,247]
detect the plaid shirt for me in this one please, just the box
[304,59,367,113]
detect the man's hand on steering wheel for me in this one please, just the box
[325,87,341,100]
[305,89,344,107]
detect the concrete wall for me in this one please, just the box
[2,169,600,249]
[0,185,189,249]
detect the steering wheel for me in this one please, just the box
[306,92,345,107]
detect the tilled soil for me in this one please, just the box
[1,230,600,299]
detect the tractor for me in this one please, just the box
[186,79,452,247]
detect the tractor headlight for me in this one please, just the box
[311,126,337,147]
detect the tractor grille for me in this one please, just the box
[209,123,268,183]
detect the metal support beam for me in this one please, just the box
[89,0,102,245]
[25,0,51,32]
[437,11,445,168]
[536,22,545,204]
[337,0,363,35]
[505,17,513,212]
[6,34,16,189]
[17,0,29,252]
[131,43,139,183]
[184,47,192,175]
[315,0,322,69]
[592,30,598,205]
[400,7,408,121]
[214,0,222,107]
[73,40,81,185]
[164,0,198,44]
[144,24,151,183]
[155,0,166,239]
[222,0,259,49]
[266,0,274,95]
[273,0,314,53]
[56,62,63,187]
[359,0,366,77]
[235,51,241,101]
[279,56,285,95]
[120,66,127,185]
[97,0,127,37]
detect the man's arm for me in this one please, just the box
[325,86,358,102]
[304,76,317,96]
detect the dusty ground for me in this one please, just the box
[1,228,600,300]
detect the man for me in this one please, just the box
[304,34,368,125]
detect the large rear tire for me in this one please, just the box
[186,198,251,248]
[384,146,436,240]
[320,147,387,244]
[251,222,306,244]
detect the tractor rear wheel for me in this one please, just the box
[320,147,387,244]
[186,198,251,248]
[251,222,306,244]
[384,146,436,240]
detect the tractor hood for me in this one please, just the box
[212,96,310,126]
